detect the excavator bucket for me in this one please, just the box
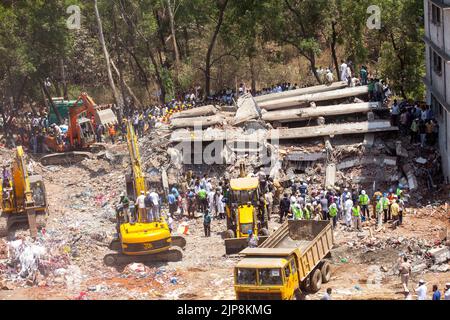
[95,107,118,126]
[225,236,269,255]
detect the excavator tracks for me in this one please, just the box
[103,246,184,267]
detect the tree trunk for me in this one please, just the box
[110,59,142,108]
[60,58,68,99]
[330,20,340,80]
[147,43,166,104]
[166,0,180,66]
[309,53,322,84]
[249,53,257,94]
[183,26,190,58]
[94,0,123,111]
[205,0,229,97]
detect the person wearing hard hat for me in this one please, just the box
[352,202,362,231]
[329,202,338,228]
[358,190,370,220]
[372,188,383,219]
[391,197,400,228]
[375,196,384,229]
[381,193,390,223]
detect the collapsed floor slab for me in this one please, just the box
[261,102,381,123]
[269,121,398,140]
[259,86,369,111]
[254,81,348,104]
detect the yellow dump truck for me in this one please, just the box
[234,220,334,300]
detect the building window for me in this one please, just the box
[431,3,442,25]
[432,50,442,75]
[431,94,443,119]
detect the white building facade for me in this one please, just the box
[424,0,450,183]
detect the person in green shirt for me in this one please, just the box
[197,187,207,213]
[329,203,338,228]
[375,197,383,229]
[358,190,370,220]
[291,202,303,220]
[352,203,362,231]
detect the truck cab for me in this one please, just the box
[234,254,300,300]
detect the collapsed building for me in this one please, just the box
[140,81,442,199]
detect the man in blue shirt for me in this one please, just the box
[168,192,177,216]
[432,284,441,300]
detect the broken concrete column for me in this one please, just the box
[233,93,261,126]
[367,111,375,121]
[170,114,225,129]
[261,102,380,123]
[402,164,418,190]
[259,86,369,111]
[254,81,348,104]
[325,164,336,187]
[269,120,398,140]
[171,105,218,119]
[429,247,449,264]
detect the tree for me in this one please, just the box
[94,0,124,111]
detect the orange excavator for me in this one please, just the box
[41,93,117,165]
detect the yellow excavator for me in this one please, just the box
[224,164,269,254]
[103,122,186,266]
[0,146,48,237]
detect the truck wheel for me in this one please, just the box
[309,269,322,293]
[259,228,269,236]
[225,230,235,239]
[320,261,332,283]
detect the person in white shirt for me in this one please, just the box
[340,60,348,82]
[149,191,160,220]
[415,280,427,300]
[445,283,450,300]
[344,196,353,227]
[325,69,334,84]
[207,190,216,217]
[135,191,146,223]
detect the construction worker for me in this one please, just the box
[352,203,362,231]
[381,193,390,222]
[358,190,370,219]
[329,202,338,227]
[108,124,116,144]
[375,196,383,229]
[372,189,383,219]
[291,201,303,220]
[391,198,400,228]
[304,203,312,220]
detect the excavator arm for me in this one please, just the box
[12,146,38,237]
[126,121,147,198]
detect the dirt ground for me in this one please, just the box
[0,143,448,300]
